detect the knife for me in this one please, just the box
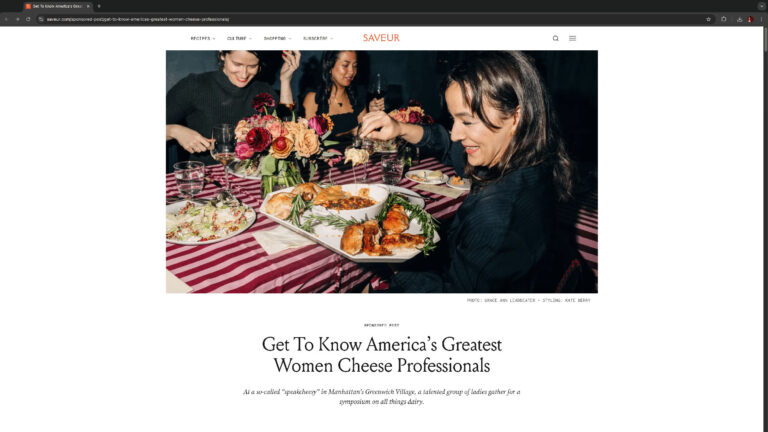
[394,190,438,202]
[205,176,223,188]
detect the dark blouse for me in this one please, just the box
[166,70,277,165]
[388,124,556,293]
[312,87,365,141]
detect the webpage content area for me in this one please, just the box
[0,25,764,431]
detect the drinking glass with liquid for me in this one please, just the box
[173,161,205,199]
[210,123,236,191]
[381,155,405,185]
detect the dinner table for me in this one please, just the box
[166,156,597,293]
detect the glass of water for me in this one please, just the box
[173,161,205,199]
[381,155,405,185]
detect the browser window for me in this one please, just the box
[0,1,763,431]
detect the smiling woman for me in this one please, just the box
[302,51,383,141]
[358,51,594,293]
[166,49,301,165]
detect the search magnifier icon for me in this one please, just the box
[553,35,559,41]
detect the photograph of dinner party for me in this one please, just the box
[165,50,597,294]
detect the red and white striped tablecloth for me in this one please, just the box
[166,157,597,292]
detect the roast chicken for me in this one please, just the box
[381,204,409,235]
[264,192,295,220]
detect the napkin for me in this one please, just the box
[414,183,466,199]
[253,225,315,255]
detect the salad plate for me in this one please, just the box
[166,200,256,245]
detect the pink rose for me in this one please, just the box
[258,115,278,127]
[390,111,408,123]
[265,119,287,139]
[235,142,255,159]
[307,115,330,136]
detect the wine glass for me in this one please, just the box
[173,161,205,200]
[350,136,371,184]
[210,124,237,192]
[368,73,387,111]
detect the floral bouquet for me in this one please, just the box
[387,100,433,166]
[388,99,434,125]
[234,93,337,197]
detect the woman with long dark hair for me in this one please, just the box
[360,51,589,292]
[302,51,384,140]
[166,50,301,164]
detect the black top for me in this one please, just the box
[312,87,365,141]
[388,124,556,293]
[166,70,277,165]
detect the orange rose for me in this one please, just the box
[235,120,250,142]
[269,136,294,159]
[295,128,321,157]
[283,122,304,144]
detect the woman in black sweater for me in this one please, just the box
[166,50,300,164]
[302,51,384,141]
[360,51,583,293]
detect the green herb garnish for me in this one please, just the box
[300,213,362,233]
[377,193,440,255]
[289,194,313,229]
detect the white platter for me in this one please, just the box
[258,184,439,263]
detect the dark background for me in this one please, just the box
[7,0,760,13]
[166,50,597,176]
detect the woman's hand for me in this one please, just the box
[359,111,425,144]
[167,124,213,153]
[279,50,301,82]
[359,111,402,141]
[368,97,385,112]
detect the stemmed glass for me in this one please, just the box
[173,161,205,200]
[350,136,373,184]
[210,124,237,192]
[368,73,387,111]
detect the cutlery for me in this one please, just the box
[205,176,223,188]
[166,196,211,205]
[394,190,438,202]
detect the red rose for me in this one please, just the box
[246,127,273,152]
[408,111,423,124]
[251,93,276,111]
[423,114,434,125]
